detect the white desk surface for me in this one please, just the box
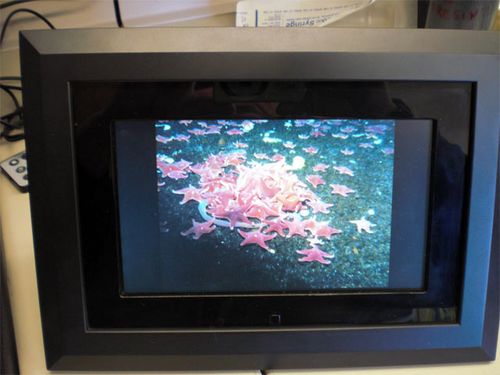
[1,39,499,375]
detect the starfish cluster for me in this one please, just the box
[157,118,391,266]
[170,152,342,263]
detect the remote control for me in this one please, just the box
[0,151,29,193]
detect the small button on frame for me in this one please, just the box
[269,314,282,326]
[16,166,26,173]
[9,158,19,166]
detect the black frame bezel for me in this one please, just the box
[20,28,499,371]
[75,88,453,329]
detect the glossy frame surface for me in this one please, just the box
[20,28,499,371]
[73,82,462,329]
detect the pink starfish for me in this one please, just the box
[233,141,248,148]
[172,185,203,204]
[313,222,342,239]
[303,147,318,155]
[312,163,329,172]
[333,166,354,176]
[220,202,253,230]
[156,135,172,144]
[350,217,376,233]
[306,175,325,188]
[272,154,285,162]
[166,170,188,180]
[341,126,356,133]
[263,219,287,237]
[157,161,178,177]
[226,128,244,136]
[332,133,349,139]
[157,159,191,177]
[359,143,374,149]
[382,147,394,155]
[187,128,206,136]
[172,160,191,170]
[189,163,205,175]
[298,134,310,140]
[205,125,222,134]
[283,141,296,149]
[173,134,190,142]
[181,219,215,239]
[302,218,318,233]
[365,125,387,134]
[179,120,192,126]
[285,216,307,238]
[254,153,270,160]
[310,130,325,138]
[340,149,354,156]
[238,120,252,126]
[330,184,356,197]
[246,202,280,221]
[224,154,246,168]
[296,245,334,265]
[238,229,276,253]
[307,199,333,214]
[294,120,307,127]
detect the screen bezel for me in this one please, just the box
[72,81,469,329]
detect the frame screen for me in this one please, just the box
[114,119,432,295]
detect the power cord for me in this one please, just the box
[113,0,124,28]
[0,3,56,142]
[0,8,55,46]
[0,77,23,142]
[0,0,124,141]
[0,0,36,10]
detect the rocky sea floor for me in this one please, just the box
[156,119,394,293]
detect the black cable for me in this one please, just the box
[0,130,24,142]
[0,119,16,129]
[0,82,24,142]
[0,0,36,10]
[1,108,22,121]
[0,86,21,113]
[0,8,55,46]
[0,84,21,91]
[0,76,22,81]
[113,0,124,28]
[0,6,47,143]
[0,119,22,129]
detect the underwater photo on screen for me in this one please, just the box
[155,119,395,292]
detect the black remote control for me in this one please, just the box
[0,151,29,193]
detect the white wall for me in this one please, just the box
[0,0,417,51]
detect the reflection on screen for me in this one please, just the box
[155,119,395,291]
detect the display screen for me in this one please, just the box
[115,119,432,295]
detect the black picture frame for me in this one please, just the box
[20,28,499,371]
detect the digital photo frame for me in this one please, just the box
[20,27,499,371]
